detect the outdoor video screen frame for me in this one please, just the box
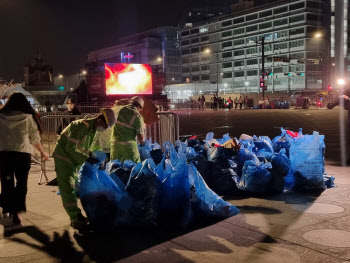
[105,63,153,95]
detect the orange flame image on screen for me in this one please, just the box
[105,63,152,95]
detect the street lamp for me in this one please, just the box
[58,74,63,78]
[337,78,345,85]
[204,48,219,97]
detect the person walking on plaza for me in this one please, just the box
[0,92,49,225]
[53,108,115,229]
[210,96,214,110]
[239,96,243,109]
[201,95,206,110]
[244,96,248,109]
[227,97,233,110]
[234,97,239,109]
[213,95,218,110]
[110,96,145,163]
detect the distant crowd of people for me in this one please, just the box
[194,95,254,110]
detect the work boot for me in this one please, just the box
[70,213,88,230]
[12,212,21,225]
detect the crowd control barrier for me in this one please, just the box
[145,112,180,146]
[38,112,180,184]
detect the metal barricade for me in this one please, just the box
[145,112,180,146]
[41,115,88,156]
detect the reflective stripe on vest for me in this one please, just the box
[116,120,135,130]
[53,152,73,165]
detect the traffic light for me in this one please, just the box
[269,72,273,76]
[328,85,332,91]
[296,73,305,76]
[284,73,292,76]
[260,77,264,88]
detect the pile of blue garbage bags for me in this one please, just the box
[78,128,335,231]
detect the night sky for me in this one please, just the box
[0,0,236,82]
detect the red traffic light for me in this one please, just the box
[328,85,332,91]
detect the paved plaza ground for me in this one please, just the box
[0,107,350,263]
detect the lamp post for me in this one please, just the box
[204,49,219,97]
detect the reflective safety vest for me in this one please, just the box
[110,104,144,144]
[53,118,101,166]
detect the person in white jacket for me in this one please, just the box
[0,92,48,225]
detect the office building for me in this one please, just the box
[166,0,331,100]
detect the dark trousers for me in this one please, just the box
[0,151,31,213]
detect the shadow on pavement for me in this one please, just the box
[4,226,85,262]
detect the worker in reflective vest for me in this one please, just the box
[53,109,115,230]
[110,96,145,163]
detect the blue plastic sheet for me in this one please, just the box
[290,131,326,191]
[238,160,272,193]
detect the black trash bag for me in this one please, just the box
[108,160,135,186]
[150,149,163,165]
[193,155,211,182]
[268,149,291,193]
[238,161,272,194]
[207,146,238,162]
[207,160,240,195]
[126,158,161,226]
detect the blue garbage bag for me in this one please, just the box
[268,149,291,193]
[138,138,152,161]
[237,146,259,176]
[164,141,179,165]
[157,155,192,228]
[272,128,298,158]
[238,160,272,193]
[188,163,240,218]
[216,133,231,145]
[126,158,161,226]
[290,131,326,191]
[324,175,336,188]
[78,161,128,230]
[252,135,274,154]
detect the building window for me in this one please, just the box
[234,17,244,24]
[290,64,305,71]
[182,67,190,73]
[201,65,209,71]
[274,30,288,39]
[289,2,305,11]
[246,36,258,44]
[259,22,272,30]
[234,71,244,77]
[222,30,232,38]
[222,20,232,27]
[191,38,199,44]
[200,26,209,33]
[191,28,199,34]
[290,39,304,48]
[274,18,288,27]
[191,57,200,63]
[246,25,258,32]
[274,42,288,50]
[223,72,232,78]
[233,28,245,35]
[289,27,305,36]
[201,75,210,80]
[246,58,258,65]
[222,51,232,58]
[306,75,323,83]
[260,10,272,18]
[274,6,288,14]
[264,44,273,52]
[181,40,190,46]
[182,49,190,55]
[307,14,322,22]
[200,36,209,42]
[247,70,258,76]
[191,66,200,72]
[289,14,305,24]
[234,60,244,67]
[260,33,273,41]
[307,1,323,9]
[201,55,209,61]
[192,75,200,81]
[233,38,245,45]
[222,41,232,48]
[181,31,189,37]
[191,47,199,53]
[222,62,232,68]
[290,52,304,59]
[246,47,257,55]
[246,13,258,21]
[234,50,245,56]
[182,58,190,64]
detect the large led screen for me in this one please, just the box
[105,63,152,95]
